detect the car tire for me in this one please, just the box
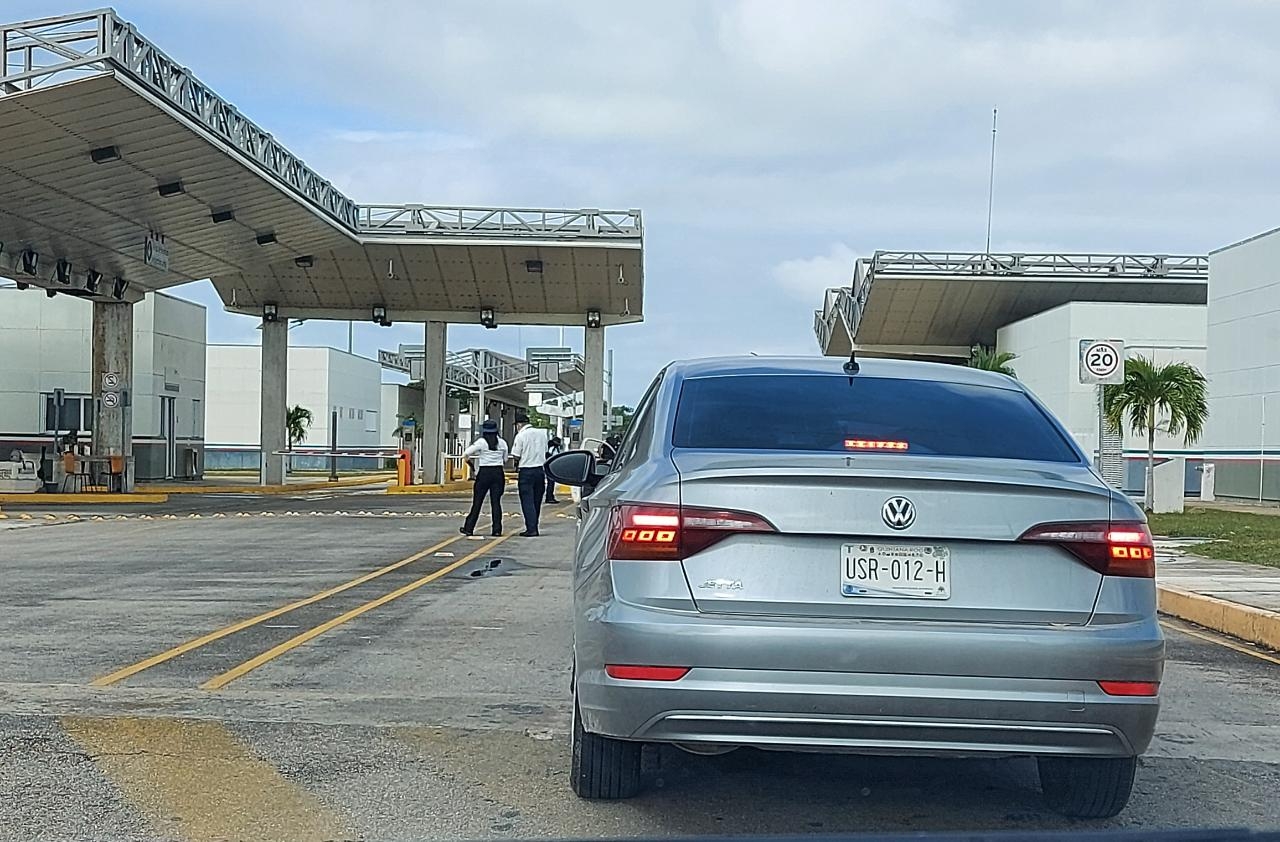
[1037,755,1137,819]
[570,693,642,799]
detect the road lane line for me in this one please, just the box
[202,535,511,690]
[91,533,466,687]
[62,716,348,842]
[1161,619,1280,666]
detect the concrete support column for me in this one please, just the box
[583,325,605,444]
[420,320,447,485]
[474,349,487,428]
[501,404,514,443]
[259,317,288,486]
[91,300,134,491]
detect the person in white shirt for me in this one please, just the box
[460,418,509,536]
[510,412,551,537]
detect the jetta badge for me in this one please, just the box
[882,496,915,530]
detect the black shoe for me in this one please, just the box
[492,531,503,537]
[520,530,539,537]
[545,498,558,504]
[459,527,472,535]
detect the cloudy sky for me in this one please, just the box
[10,0,1280,401]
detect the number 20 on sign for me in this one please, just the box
[1079,339,1125,385]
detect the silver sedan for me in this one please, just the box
[547,356,1163,819]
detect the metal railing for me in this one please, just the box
[358,205,642,239]
[813,308,832,351]
[866,251,1209,280]
[814,286,860,354]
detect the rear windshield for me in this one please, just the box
[672,374,1080,462]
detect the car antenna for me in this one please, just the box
[843,349,860,376]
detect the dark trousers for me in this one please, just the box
[517,467,546,535]
[464,466,505,535]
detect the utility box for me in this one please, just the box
[1152,457,1186,513]
[0,452,40,493]
[1199,463,1216,502]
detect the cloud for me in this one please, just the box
[82,0,1280,400]
[773,245,858,300]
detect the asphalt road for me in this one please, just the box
[1,490,1278,840]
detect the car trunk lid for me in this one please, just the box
[673,451,1111,625]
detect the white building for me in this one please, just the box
[998,302,1207,494]
[1204,230,1280,500]
[0,289,206,480]
[205,345,382,470]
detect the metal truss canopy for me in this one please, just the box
[2,9,358,230]
[394,345,585,407]
[360,206,642,240]
[0,9,645,323]
[815,251,1209,357]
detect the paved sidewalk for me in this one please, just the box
[1155,539,1280,650]
[1157,546,1280,613]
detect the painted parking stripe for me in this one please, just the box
[90,533,466,687]
[1161,618,1280,666]
[202,535,511,690]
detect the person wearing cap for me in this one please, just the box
[511,412,551,536]
[460,418,509,536]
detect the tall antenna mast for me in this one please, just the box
[985,107,998,254]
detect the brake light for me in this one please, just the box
[844,439,909,451]
[1098,680,1159,697]
[606,665,690,681]
[608,504,775,560]
[1018,520,1155,577]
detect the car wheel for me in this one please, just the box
[570,692,642,799]
[1037,755,1137,819]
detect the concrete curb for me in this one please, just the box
[385,481,473,495]
[1158,584,1280,652]
[0,492,169,505]
[142,475,394,495]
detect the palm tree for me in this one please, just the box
[285,405,314,472]
[968,345,1018,377]
[1103,355,1208,511]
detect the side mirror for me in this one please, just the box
[545,450,597,487]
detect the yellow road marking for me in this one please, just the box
[91,533,466,687]
[202,535,511,690]
[1161,619,1280,666]
[62,716,348,842]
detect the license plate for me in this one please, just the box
[841,543,950,599]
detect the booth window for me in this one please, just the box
[42,393,94,433]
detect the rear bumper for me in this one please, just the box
[575,600,1163,758]
[578,667,1157,757]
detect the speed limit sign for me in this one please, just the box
[1079,339,1125,385]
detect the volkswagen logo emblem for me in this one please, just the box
[882,496,915,530]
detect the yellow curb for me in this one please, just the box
[0,493,168,505]
[1158,584,1280,653]
[143,474,395,495]
[386,481,473,495]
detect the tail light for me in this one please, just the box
[606,665,690,681]
[608,503,775,560]
[1018,520,1155,577]
[1098,680,1159,697]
